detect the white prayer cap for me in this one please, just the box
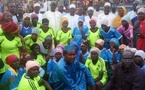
[122,15,130,23]
[137,7,145,13]
[87,6,94,11]
[33,3,40,7]
[135,50,145,60]
[101,19,109,26]
[104,2,111,7]
[69,4,76,9]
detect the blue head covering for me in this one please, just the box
[109,38,120,48]
[70,41,79,48]
[64,45,75,52]
[78,16,85,22]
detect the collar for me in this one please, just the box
[121,63,135,73]
[9,67,18,76]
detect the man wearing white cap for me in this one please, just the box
[63,4,79,31]
[30,3,43,23]
[43,1,62,34]
[97,2,115,27]
[85,6,98,29]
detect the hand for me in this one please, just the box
[96,81,103,90]
[110,46,116,54]
[8,77,15,83]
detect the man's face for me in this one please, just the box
[34,6,40,13]
[91,51,98,61]
[104,6,110,15]
[138,12,145,20]
[134,55,144,67]
[51,2,57,11]
[122,51,134,69]
[69,8,76,15]
[8,3,16,13]
[64,50,76,64]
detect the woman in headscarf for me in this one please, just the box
[0,22,24,79]
[18,61,52,90]
[87,18,101,48]
[20,13,32,38]
[85,47,108,90]
[56,17,72,46]
[117,15,133,47]
[136,8,145,51]
[31,13,41,28]
[112,6,127,28]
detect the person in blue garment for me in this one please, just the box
[100,19,122,49]
[95,39,108,62]
[106,38,121,78]
[72,16,88,47]
[49,45,96,90]
[20,13,32,37]
[0,54,24,90]
[134,50,145,73]
[47,47,63,75]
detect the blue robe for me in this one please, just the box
[49,58,95,90]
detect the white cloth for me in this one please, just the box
[85,16,98,29]
[135,50,145,60]
[43,11,62,34]
[12,15,18,24]
[127,10,137,21]
[98,12,115,27]
[93,10,103,17]
[63,14,79,32]
[30,12,43,24]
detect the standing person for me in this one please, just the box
[49,45,96,90]
[20,13,32,38]
[31,13,41,28]
[93,2,103,17]
[117,15,133,47]
[87,18,101,48]
[18,61,52,90]
[102,50,145,90]
[57,4,67,16]
[63,4,79,32]
[0,54,22,90]
[100,19,122,49]
[85,47,108,90]
[31,3,43,23]
[136,8,145,51]
[72,16,88,47]
[0,22,24,79]
[134,50,145,73]
[43,1,62,34]
[112,6,127,28]
[56,17,72,46]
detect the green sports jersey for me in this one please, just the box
[39,27,55,39]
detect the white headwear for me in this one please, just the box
[104,2,111,7]
[23,13,31,20]
[101,19,109,26]
[135,50,145,60]
[87,6,94,11]
[122,15,130,23]
[69,4,76,9]
[90,47,100,55]
[33,3,40,7]
[137,7,145,13]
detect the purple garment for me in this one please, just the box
[117,24,133,46]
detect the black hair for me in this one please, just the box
[42,18,49,24]
[30,43,39,51]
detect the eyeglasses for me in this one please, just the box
[122,58,133,62]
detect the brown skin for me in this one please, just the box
[58,4,64,13]
[41,22,49,33]
[50,2,57,12]
[32,17,38,27]
[64,50,76,64]
[134,55,144,68]
[8,3,16,15]
[70,8,76,16]
[31,33,38,42]
[23,17,31,27]
[78,21,86,40]
[34,6,40,14]
[104,6,110,15]
[55,52,62,62]
[118,8,124,17]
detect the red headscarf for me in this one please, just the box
[1,21,19,34]
[6,54,18,65]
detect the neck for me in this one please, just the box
[51,10,55,12]
[92,60,97,65]
[70,13,74,16]
[89,15,92,18]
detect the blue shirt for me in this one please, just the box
[72,26,88,46]
[141,66,145,73]
[80,51,90,61]
[20,24,32,37]
[106,49,121,65]
[49,58,95,90]
[100,27,122,49]
[47,59,57,74]
[100,48,108,61]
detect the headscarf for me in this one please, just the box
[90,47,100,55]
[119,44,126,49]
[109,38,120,48]
[1,21,19,34]
[135,50,145,60]
[31,13,38,20]
[56,44,65,50]
[32,27,40,35]
[54,47,63,55]
[23,13,31,20]
[89,18,96,24]
[42,18,49,24]
[137,7,145,13]
[61,17,68,27]
[26,61,40,72]
[95,39,104,46]
[112,6,127,28]
[101,19,109,26]
[6,54,18,65]
[78,16,85,22]
[64,45,75,52]
[121,15,130,23]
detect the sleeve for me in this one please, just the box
[84,27,89,36]
[68,30,72,39]
[132,75,145,90]
[85,58,91,68]
[117,26,123,34]
[56,30,61,41]
[113,28,122,39]
[116,53,121,62]
[47,60,52,74]
[16,37,23,47]
[100,60,108,86]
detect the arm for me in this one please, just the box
[39,79,52,90]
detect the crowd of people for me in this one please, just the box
[0,0,145,90]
